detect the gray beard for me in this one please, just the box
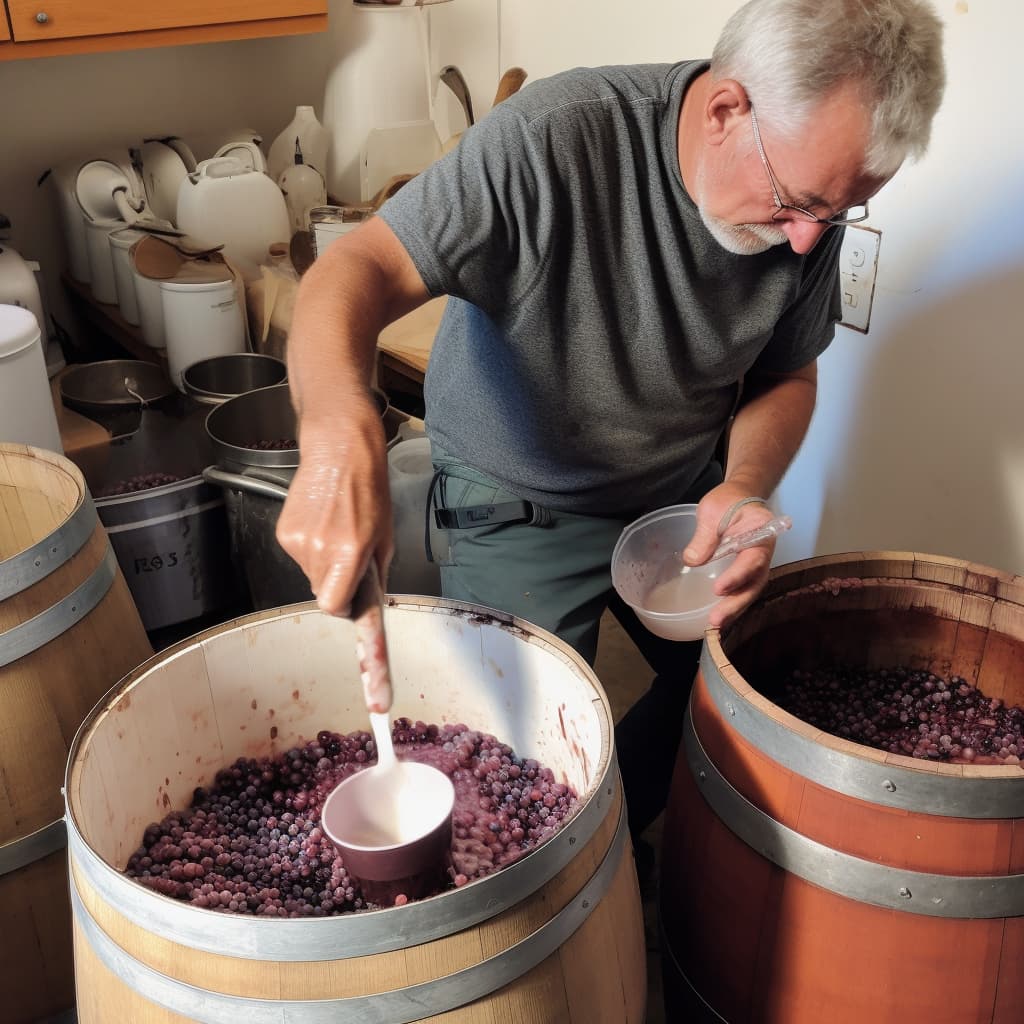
[699,209,789,255]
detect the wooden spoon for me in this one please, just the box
[493,67,528,106]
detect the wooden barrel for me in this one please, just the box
[661,552,1024,1023]
[0,443,152,1023]
[66,599,646,1022]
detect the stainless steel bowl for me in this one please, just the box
[203,382,389,472]
[182,353,287,406]
[60,359,176,435]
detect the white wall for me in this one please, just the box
[2,0,1021,576]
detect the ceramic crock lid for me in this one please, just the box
[0,303,41,358]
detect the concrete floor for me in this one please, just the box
[593,611,667,1024]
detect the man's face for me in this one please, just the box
[696,82,889,257]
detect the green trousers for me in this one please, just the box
[427,444,722,836]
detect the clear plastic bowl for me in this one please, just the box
[610,504,736,642]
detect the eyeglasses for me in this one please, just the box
[749,105,869,227]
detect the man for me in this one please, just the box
[276,0,946,845]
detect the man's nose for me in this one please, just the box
[783,220,832,255]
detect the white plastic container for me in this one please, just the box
[75,156,144,224]
[175,158,291,282]
[107,227,145,325]
[0,243,46,331]
[138,137,196,224]
[84,217,123,305]
[50,160,92,283]
[0,304,63,452]
[278,161,327,235]
[322,4,437,203]
[267,105,330,184]
[130,246,166,350]
[611,503,736,641]
[386,435,441,596]
[159,270,246,390]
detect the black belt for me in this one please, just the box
[434,500,548,530]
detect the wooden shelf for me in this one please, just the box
[61,271,443,408]
[62,272,167,367]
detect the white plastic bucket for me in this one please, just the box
[51,161,92,283]
[83,218,123,305]
[0,244,46,331]
[0,304,63,452]
[107,228,145,326]
[159,273,246,390]
[130,251,165,350]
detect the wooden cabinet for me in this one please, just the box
[0,1,327,60]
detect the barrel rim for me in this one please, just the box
[704,550,1024,797]
[755,548,1024,603]
[0,444,94,595]
[64,597,619,958]
[68,804,632,1020]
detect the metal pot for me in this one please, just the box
[95,474,240,632]
[60,359,176,436]
[181,352,287,406]
[202,383,390,610]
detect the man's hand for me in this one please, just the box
[275,390,393,617]
[684,482,778,629]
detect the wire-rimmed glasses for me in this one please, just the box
[749,105,869,227]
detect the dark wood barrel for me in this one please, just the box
[0,443,152,1023]
[661,551,1024,1024]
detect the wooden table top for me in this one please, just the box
[376,296,445,381]
[51,373,111,456]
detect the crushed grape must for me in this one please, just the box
[125,718,579,914]
[776,666,1024,765]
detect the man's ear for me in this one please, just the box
[704,79,751,147]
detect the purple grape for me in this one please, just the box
[124,718,580,914]
[774,665,1024,765]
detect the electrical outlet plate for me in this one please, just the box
[839,224,881,333]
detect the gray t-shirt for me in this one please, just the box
[379,61,843,517]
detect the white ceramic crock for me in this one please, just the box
[107,227,146,325]
[84,218,125,306]
[159,267,246,390]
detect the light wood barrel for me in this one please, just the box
[0,443,152,1024]
[661,551,1024,1023]
[66,600,646,1022]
